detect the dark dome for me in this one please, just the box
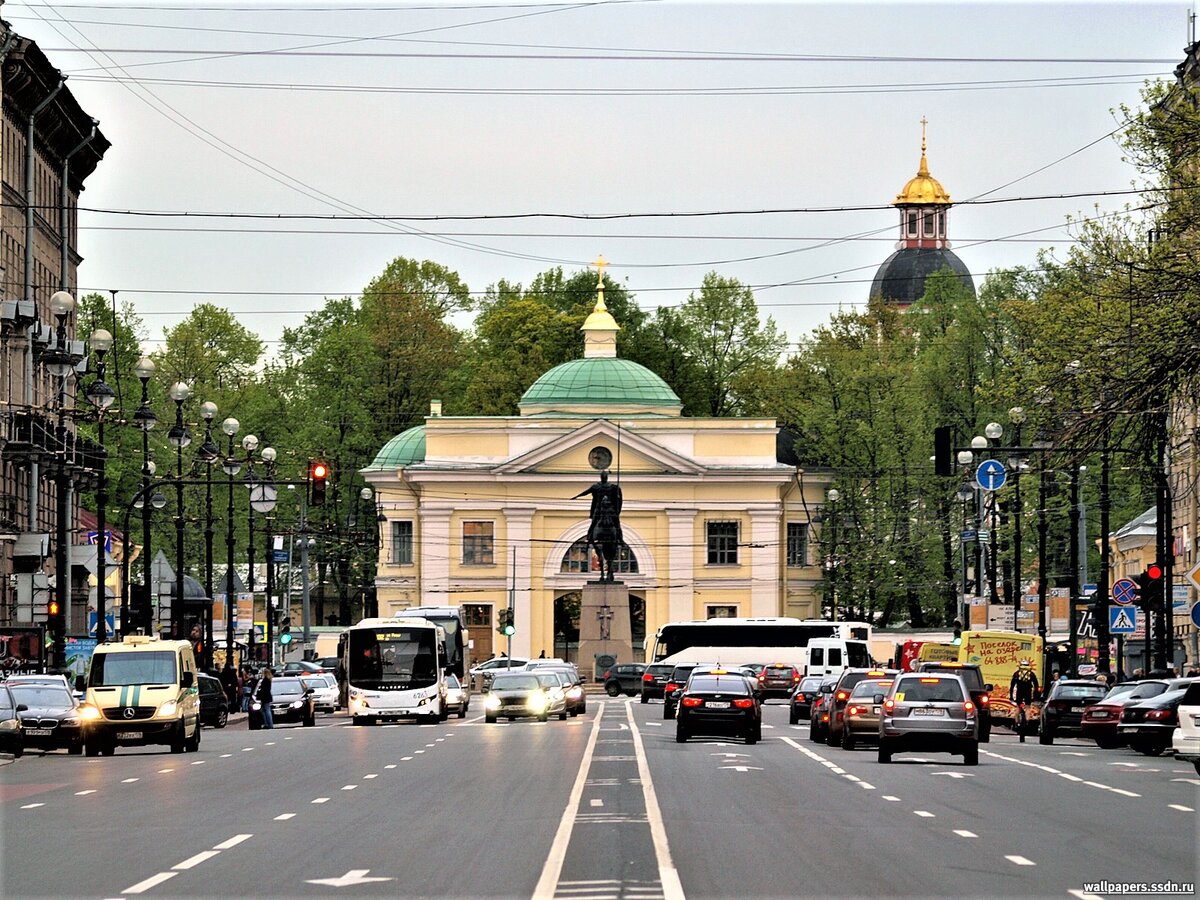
[870,248,975,307]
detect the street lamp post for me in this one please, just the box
[1037,455,1050,685]
[246,443,278,663]
[84,329,115,644]
[984,422,1003,612]
[825,488,840,621]
[221,418,241,668]
[45,291,78,668]
[120,483,167,638]
[132,357,157,635]
[241,434,260,663]
[258,447,278,661]
[1009,406,1026,631]
[167,382,191,641]
[197,402,220,669]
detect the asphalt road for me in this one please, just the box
[2,699,1196,899]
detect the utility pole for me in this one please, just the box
[1068,466,1081,675]
[1097,444,1112,674]
[300,494,312,648]
[1037,463,1049,685]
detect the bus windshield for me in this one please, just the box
[347,628,439,690]
[89,651,177,687]
[402,607,467,679]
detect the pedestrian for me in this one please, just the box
[241,668,255,712]
[256,668,274,729]
[538,650,546,659]
[221,664,239,710]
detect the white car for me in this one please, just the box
[1171,681,1200,775]
[300,674,339,713]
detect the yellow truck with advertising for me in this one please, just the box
[914,631,1043,725]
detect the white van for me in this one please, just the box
[805,639,875,679]
[79,635,201,756]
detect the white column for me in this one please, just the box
[506,507,536,659]
[750,510,782,617]
[666,509,697,623]
[420,509,451,605]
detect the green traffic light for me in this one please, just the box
[502,625,515,636]
[280,632,292,645]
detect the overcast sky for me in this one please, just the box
[6,0,1192,357]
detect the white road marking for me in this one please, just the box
[425,743,435,747]
[858,782,876,790]
[913,810,935,818]
[220,754,232,758]
[1005,855,1036,866]
[1169,803,1194,812]
[20,803,44,809]
[415,750,425,754]
[953,830,978,838]
[75,790,96,795]
[122,778,139,783]
[402,756,413,761]
[364,774,378,779]
[191,760,205,765]
[385,764,397,769]
[284,736,293,740]
[312,798,329,804]
[1068,891,1105,900]
[1171,777,1200,785]
[436,738,445,742]
[241,747,254,752]
[274,813,296,820]
[883,796,901,801]
[590,799,604,807]
[213,834,253,850]
[625,705,685,900]
[646,722,661,727]
[1059,751,1089,756]
[266,741,276,746]
[341,784,357,790]
[533,707,616,900]
[173,851,219,870]
[983,749,1140,797]
[121,871,178,894]
[157,768,174,773]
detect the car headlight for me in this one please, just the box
[0,719,17,732]
[485,695,501,711]
[567,687,583,699]
[80,705,101,721]
[158,700,178,718]
[290,701,303,709]
[528,693,547,711]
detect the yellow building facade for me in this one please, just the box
[362,271,830,663]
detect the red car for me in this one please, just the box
[1080,681,1168,749]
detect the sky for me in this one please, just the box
[5,0,1194,358]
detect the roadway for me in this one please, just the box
[1,699,1195,899]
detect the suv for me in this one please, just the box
[604,664,647,697]
[664,664,706,720]
[878,673,979,766]
[640,664,674,703]
[1171,681,1200,774]
[826,668,898,747]
[1038,679,1108,744]
[916,662,992,742]
[757,663,802,700]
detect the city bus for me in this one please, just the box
[400,605,470,680]
[646,617,874,673]
[341,617,448,725]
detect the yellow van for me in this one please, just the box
[79,635,201,756]
[958,630,1043,724]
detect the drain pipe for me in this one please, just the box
[60,120,98,289]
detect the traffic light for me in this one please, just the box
[280,617,292,645]
[1133,563,1165,612]
[933,425,953,477]
[193,639,204,659]
[309,460,330,506]
[497,608,515,637]
[952,620,963,646]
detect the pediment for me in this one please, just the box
[493,419,705,476]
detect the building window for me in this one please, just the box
[938,210,945,236]
[462,521,494,565]
[706,521,739,565]
[390,520,413,565]
[907,211,917,235]
[923,211,934,236]
[463,604,491,628]
[708,605,738,619]
[786,523,809,567]
[560,539,638,574]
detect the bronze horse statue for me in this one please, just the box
[589,495,621,584]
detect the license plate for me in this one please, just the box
[872,707,880,715]
[913,708,946,717]
[116,731,143,740]
[707,701,730,709]
[1091,712,1110,719]
[25,728,51,736]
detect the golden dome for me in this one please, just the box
[894,119,951,206]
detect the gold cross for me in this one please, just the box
[920,116,928,151]
[594,254,607,283]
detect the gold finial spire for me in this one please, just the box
[593,254,609,313]
[918,116,930,176]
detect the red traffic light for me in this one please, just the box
[1146,563,1163,580]
[311,461,329,480]
[48,599,60,616]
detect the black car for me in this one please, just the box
[664,664,705,720]
[640,664,674,703]
[1118,688,1188,756]
[790,676,826,725]
[249,677,316,729]
[675,674,762,744]
[604,663,646,697]
[197,673,230,728]
[1039,679,1108,744]
[917,661,993,742]
[809,680,836,742]
[484,672,552,723]
[0,684,26,757]
[7,681,85,754]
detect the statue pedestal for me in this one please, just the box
[576,581,632,681]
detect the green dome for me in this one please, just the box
[519,357,682,415]
[365,425,426,470]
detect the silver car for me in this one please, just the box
[444,673,471,719]
[878,673,978,766]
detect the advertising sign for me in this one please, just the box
[0,627,46,675]
[65,637,98,680]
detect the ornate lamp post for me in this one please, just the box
[256,447,279,660]
[44,291,78,667]
[196,402,219,668]
[84,329,115,644]
[132,357,158,635]
[825,488,841,621]
[984,422,1004,611]
[1008,406,1027,631]
[167,382,191,641]
[221,417,241,668]
[242,433,260,662]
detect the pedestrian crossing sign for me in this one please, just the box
[1108,605,1137,635]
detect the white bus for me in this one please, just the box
[341,617,448,725]
[647,617,874,675]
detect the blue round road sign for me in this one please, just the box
[976,459,1007,492]
[1112,578,1138,606]
[1191,602,1200,629]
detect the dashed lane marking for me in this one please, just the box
[121,871,177,894]
[173,851,219,870]
[953,830,978,838]
[157,768,174,773]
[191,760,205,765]
[75,790,96,795]
[311,798,329,804]
[20,803,44,809]
[121,778,139,783]
[883,796,901,801]
[1169,803,1194,812]
[364,774,377,779]
[1068,891,1104,900]
[241,747,253,752]
[265,741,275,745]
[385,764,397,769]
[341,784,357,791]
[220,754,232,758]
[913,810,935,818]
[213,834,253,850]
[982,749,1140,797]
[402,756,413,761]
[589,799,604,807]
[274,813,296,820]
[415,750,425,754]
[1005,855,1036,866]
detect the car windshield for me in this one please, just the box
[9,685,73,708]
[897,678,962,702]
[671,666,697,682]
[0,689,14,718]
[492,675,539,691]
[535,674,561,689]
[446,674,461,689]
[851,680,890,698]
[689,676,749,695]
[648,665,673,677]
[1055,685,1108,699]
[799,678,824,691]
[300,678,327,690]
[273,679,304,697]
[90,650,176,687]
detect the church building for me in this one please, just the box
[363,265,831,664]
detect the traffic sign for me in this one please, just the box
[1191,602,1200,629]
[88,613,116,637]
[977,529,990,544]
[976,459,1007,492]
[960,530,977,542]
[1112,578,1138,606]
[1187,561,1200,592]
[1109,605,1137,635]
